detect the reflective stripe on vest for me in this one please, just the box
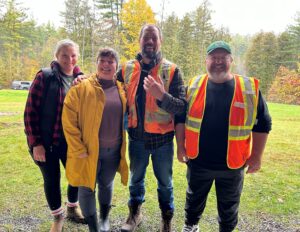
[185,74,259,169]
[123,59,176,134]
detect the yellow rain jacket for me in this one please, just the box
[62,74,128,190]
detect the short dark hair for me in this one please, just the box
[96,47,119,67]
[139,24,163,41]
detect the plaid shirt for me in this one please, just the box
[128,129,175,150]
[24,61,82,148]
[118,54,187,150]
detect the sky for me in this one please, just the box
[22,0,299,35]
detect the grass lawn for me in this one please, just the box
[0,89,299,232]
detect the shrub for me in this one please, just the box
[268,66,300,105]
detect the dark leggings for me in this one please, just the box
[79,145,121,217]
[36,142,78,211]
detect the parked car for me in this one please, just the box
[11,81,32,90]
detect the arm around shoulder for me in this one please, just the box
[62,86,87,157]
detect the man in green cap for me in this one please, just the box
[176,41,272,231]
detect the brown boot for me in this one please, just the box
[160,210,173,232]
[65,205,86,224]
[121,204,142,232]
[50,214,64,232]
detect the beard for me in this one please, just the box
[142,45,157,60]
[209,63,227,73]
[207,63,231,80]
[207,64,230,83]
[209,64,229,76]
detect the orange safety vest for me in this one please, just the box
[122,59,176,134]
[185,74,259,169]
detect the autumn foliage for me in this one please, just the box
[268,66,300,105]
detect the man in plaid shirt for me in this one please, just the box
[119,24,187,232]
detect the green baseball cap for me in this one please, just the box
[206,41,231,54]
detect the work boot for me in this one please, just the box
[181,224,199,232]
[99,204,111,232]
[50,214,64,232]
[121,204,142,232]
[85,213,99,232]
[66,205,86,224]
[160,209,173,232]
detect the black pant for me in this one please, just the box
[185,161,244,232]
[35,141,78,211]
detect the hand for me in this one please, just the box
[33,145,46,162]
[177,145,188,163]
[78,153,88,158]
[143,75,165,101]
[72,75,87,86]
[245,156,262,174]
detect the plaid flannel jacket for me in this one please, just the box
[24,61,82,148]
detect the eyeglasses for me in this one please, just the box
[207,55,231,62]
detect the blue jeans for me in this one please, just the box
[128,139,174,211]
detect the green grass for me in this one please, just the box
[0,89,299,231]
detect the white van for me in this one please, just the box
[11,81,32,90]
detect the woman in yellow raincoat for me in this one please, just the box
[62,47,128,232]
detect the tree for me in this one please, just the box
[277,32,296,70]
[61,0,95,71]
[176,13,195,81]
[119,0,156,60]
[245,32,278,95]
[161,13,180,65]
[0,0,37,85]
[190,1,215,76]
[94,0,123,29]
[277,12,300,71]
[268,66,300,105]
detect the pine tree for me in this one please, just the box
[61,0,94,71]
[161,13,180,66]
[277,12,300,71]
[245,32,278,95]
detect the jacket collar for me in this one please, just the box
[136,51,162,70]
[50,61,83,78]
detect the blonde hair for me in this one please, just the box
[54,39,80,59]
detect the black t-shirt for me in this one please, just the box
[193,78,272,170]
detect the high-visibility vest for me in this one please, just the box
[185,74,259,169]
[122,59,176,134]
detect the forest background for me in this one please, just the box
[0,0,299,231]
[0,0,299,103]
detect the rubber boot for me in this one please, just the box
[85,213,99,232]
[99,204,111,232]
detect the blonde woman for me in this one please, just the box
[24,39,85,232]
